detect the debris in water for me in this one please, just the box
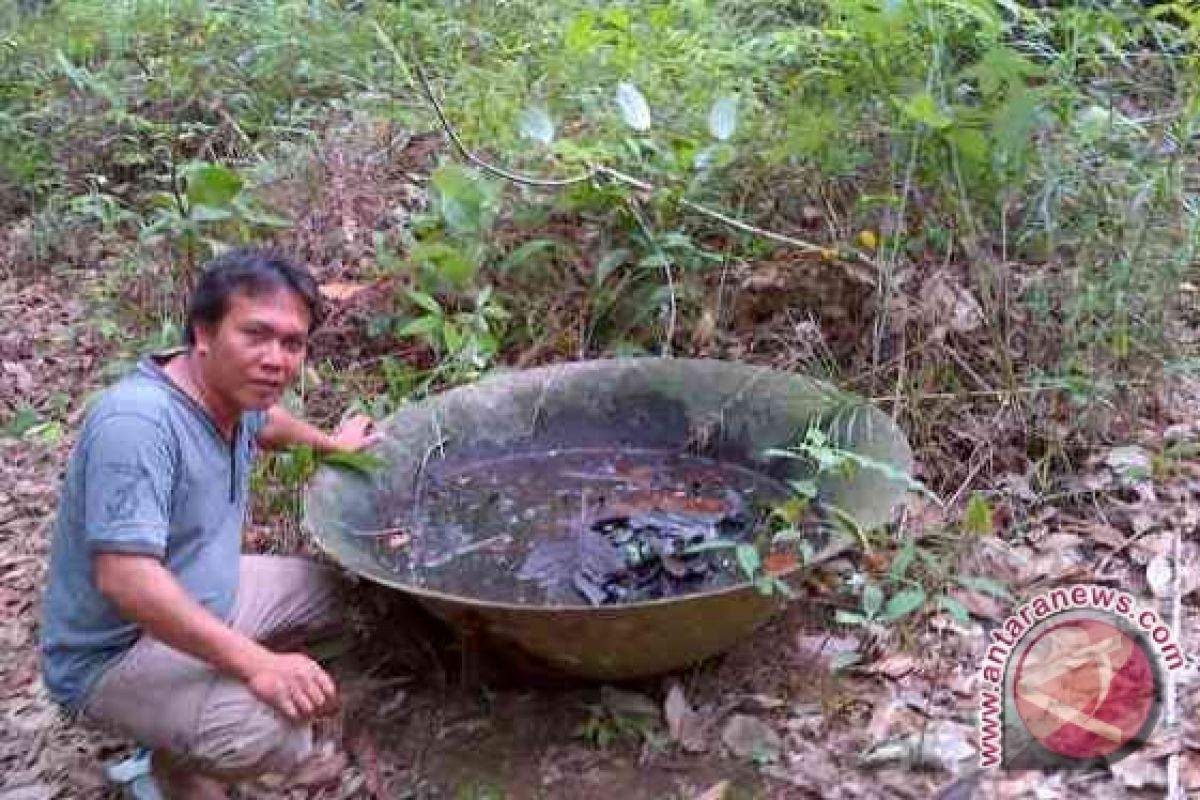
[380,448,795,605]
[424,534,514,569]
[519,490,756,606]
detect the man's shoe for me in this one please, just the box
[104,748,164,800]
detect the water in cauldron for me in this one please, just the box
[369,448,796,606]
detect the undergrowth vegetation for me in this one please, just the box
[3,0,1199,626]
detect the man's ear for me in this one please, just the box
[192,321,216,356]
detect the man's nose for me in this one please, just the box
[261,340,285,371]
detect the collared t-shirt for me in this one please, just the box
[39,352,267,712]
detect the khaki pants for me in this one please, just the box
[80,555,341,778]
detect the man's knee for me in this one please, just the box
[190,701,313,779]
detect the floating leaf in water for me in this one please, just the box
[708,95,738,141]
[518,105,555,145]
[616,82,652,131]
[736,543,761,578]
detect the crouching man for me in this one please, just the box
[39,248,380,797]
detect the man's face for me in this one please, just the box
[194,287,311,412]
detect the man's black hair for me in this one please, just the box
[183,248,325,345]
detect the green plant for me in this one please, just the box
[395,285,510,393]
[140,160,290,272]
[573,703,659,750]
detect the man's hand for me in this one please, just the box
[257,406,382,454]
[326,414,382,454]
[245,651,339,722]
[95,554,338,722]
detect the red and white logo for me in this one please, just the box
[977,585,1182,769]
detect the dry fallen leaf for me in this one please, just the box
[600,686,660,719]
[664,683,708,753]
[0,784,55,800]
[1059,515,1128,550]
[319,281,369,302]
[1147,552,1175,598]
[793,632,859,671]
[691,780,729,800]
[947,588,1006,621]
[868,653,918,680]
[859,721,976,775]
[1109,753,1167,789]
[720,714,782,762]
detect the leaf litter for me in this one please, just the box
[4,244,1200,799]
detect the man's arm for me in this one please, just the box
[94,553,337,721]
[255,405,380,454]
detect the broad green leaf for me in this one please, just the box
[834,609,867,626]
[788,479,818,498]
[396,315,441,339]
[831,650,863,671]
[518,105,555,145]
[937,594,971,625]
[949,128,989,170]
[564,11,597,53]
[881,586,926,621]
[889,539,916,581]
[442,321,463,353]
[184,163,243,208]
[405,290,443,316]
[682,538,738,554]
[25,420,63,444]
[956,575,1014,602]
[963,493,994,536]
[1073,104,1114,144]
[771,496,810,525]
[708,95,738,141]
[594,249,630,285]
[771,528,807,543]
[318,449,387,476]
[4,406,40,438]
[862,584,883,617]
[991,88,1040,166]
[410,241,477,288]
[239,207,292,228]
[431,164,496,234]
[616,82,651,131]
[900,92,953,131]
[437,249,477,287]
[736,543,761,578]
[189,205,234,223]
[499,239,560,273]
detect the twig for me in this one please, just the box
[626,196,677,355]
[406,48,876,271]
[1166,530,1183,800]
[1095,525,1163,575]
[347,525,410,539]
[869,379,1152,404]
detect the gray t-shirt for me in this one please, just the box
[39,352,266,711]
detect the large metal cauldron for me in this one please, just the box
[302,358,914,680]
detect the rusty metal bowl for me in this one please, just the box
[302,358,914,681]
